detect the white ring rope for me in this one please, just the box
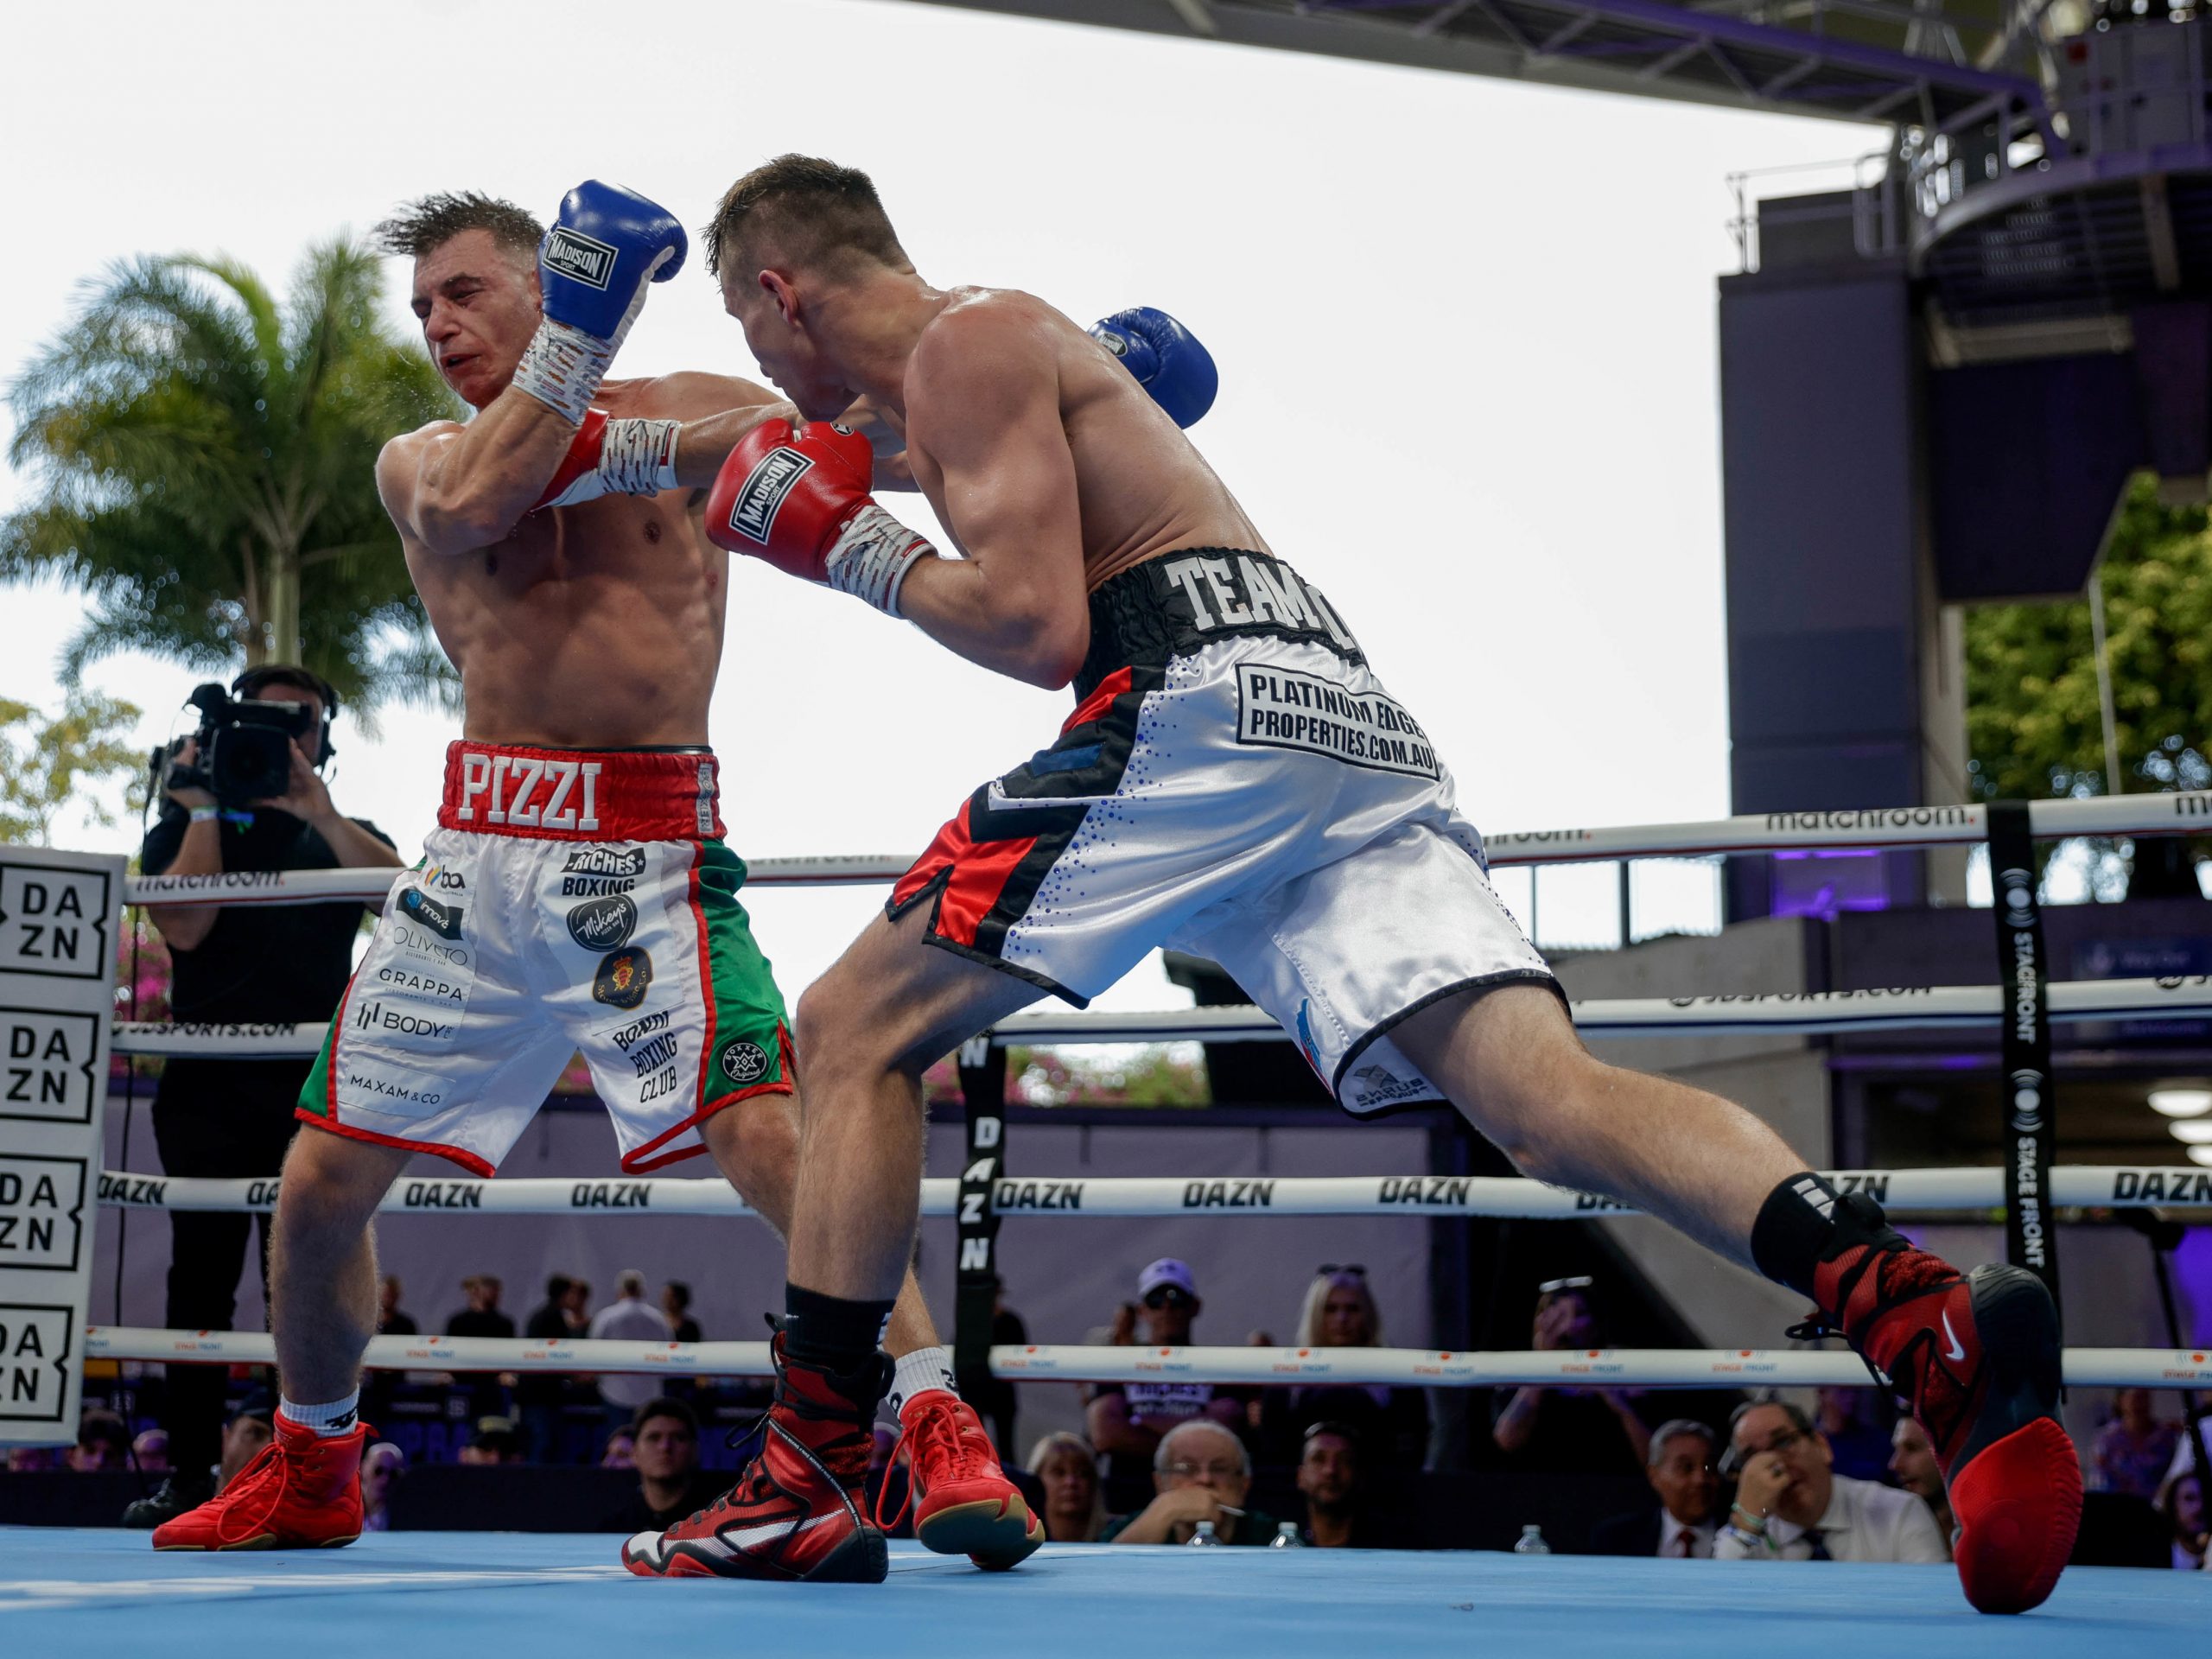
[117,788,2212,907]
[105,973,2212,1058]
[93,1164,2212,1217]
[79,1327,2210,1389]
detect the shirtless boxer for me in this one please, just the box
[148,181,1051,1564]
[626,156,2081,1612]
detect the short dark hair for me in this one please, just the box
[374,191,543,262]
[1730,1398,1815,1440]
[703,155,908,280]
[664,1281,691,1311]
[545,1274,574,1301]
[630,1396,699,1440]
[233,663,333,712]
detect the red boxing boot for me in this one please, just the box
[622,1332,889,1583]
[1802,1204,2081,1614]
[151,1414,365,1550]
[886,1390,1044,1570]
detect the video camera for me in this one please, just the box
[152,673,335,812]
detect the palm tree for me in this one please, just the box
[3,238,459,720]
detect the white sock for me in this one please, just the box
[280,1391,360,1437]
[887,1346,957,1419]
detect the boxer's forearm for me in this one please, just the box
[894,555,1090,690]
[399,392,580,555]
[671,401,801,489]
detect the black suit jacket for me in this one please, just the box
[1586,1509,1662,1557]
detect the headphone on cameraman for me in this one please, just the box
[230,665,339,768]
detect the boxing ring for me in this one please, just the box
[6,791,2211,1648]
[3,1530,2204,1657]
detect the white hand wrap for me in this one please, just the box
[823,502,937,617]
[511,317,615,426]
[599,419,681,496]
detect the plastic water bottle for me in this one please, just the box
[1187,1520,1222,1547]
[1270,1522,1305,1548]
[1512,1523,1551,1555]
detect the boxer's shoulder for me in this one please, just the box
[910,289,1065,420]
[373,418,467,510]
[596,370,779,422]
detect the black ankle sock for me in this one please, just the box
[1750,1173,1904,1300]
[783,1282,895,1373]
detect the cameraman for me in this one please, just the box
[124,666,402,1528]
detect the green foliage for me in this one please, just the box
[920,1044,1213,1108]
[1966,474,2212,804]
[0,689,143,844]
[3,240,461,721]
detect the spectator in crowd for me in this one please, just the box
[125,665,400,1531]
[364,1274,419,1427]
[1087,1260,1246,1482]
[1104,1420,1282,1546]
[588,1269,674,1440]
[603,1398,724,1532]
[378,1274,419,1338]
[1590,1419,1720,1558]
[446,1275,517,1423]
[361,1442,405,1533]
[1027,1432,1111,1543]
[519,1274,580,1463]
[2094,1388,2183,1499]
[1265,1267,1427,1470]
[601,1428,636,1470]
[446,1274,515,1339]
[1491,1278,1650,1476]
[7,1446,56,1472]
[2157,1469,2206,1571]
[1887,1415,1954,1559]
[69,1409,131,1471]
[1296,1422,1391,1548]
[661,1281,702,1344]
[1715,1400,1946,1563]
[215,1400,276,1494]
[1813,1387,1892,1483]
[131,1429,170,1475]
[458,1418,524,1465]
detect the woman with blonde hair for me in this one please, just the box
[1026,1431,1112,1542]
[1264,1265,1428,1467]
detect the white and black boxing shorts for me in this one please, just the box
[887,548,1560,1114]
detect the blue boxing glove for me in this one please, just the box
[512,181,687,425]
[1090,306,1218,429]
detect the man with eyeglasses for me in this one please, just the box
[1101,1420,1283,1546]
[1087,1260,1248,1483]
[1715,1401,1947,1563]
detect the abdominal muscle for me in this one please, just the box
[408,491,728,749]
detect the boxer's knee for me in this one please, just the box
[276,1126,407,1243]
[705,1095,799,1229]
[793,971,909,1082]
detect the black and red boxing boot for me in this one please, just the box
[1763,1179,2081,1613]
[621,1331,891,1583]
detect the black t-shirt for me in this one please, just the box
[601,1470,728,1533]
[140,805,393,1106]
[446,1309,518,1341]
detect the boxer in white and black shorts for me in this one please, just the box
[887,547,1560,1114]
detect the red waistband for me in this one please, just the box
[436,741,723,842]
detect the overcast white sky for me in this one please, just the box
[0,0,1877,1006]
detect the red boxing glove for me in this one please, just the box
[533,410,680,511]
[704,418,936,614]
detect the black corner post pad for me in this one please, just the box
[1986,801,2063,1320]
[951,1033,1009,1395]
